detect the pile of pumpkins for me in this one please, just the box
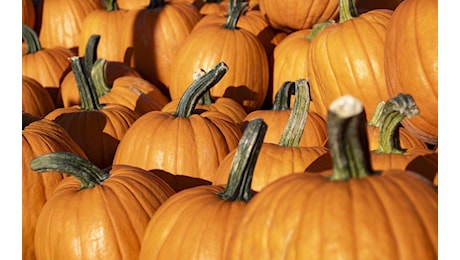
[22,0,438,259]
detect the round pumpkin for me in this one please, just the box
[384,0,438,144]
[22,76,56,117]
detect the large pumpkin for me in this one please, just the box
[113,62,242,182]
[225,95,437,259]
[31,152,175,260]
[307,0,393,121]
[384,0,438,144]
[168,2,269,112]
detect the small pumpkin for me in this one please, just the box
[22,75,55,117]
[225,95,437,259]
[31,152,176,260]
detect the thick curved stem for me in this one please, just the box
[70,56,104,110]
[278,79,311,147]
[104,0,119,11]
[91,58,111,97]
[84,35,101,77]
[30,152,110,190]
[22,24,41,54]
[218,118,267,202]
[305,20,336,41]
[272,81,295,111]
[174,62,228,118]
[327,95,374,181]
[374,93,419,154]
[223,2,248,29]
[339,0,359,23]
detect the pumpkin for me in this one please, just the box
[22,0,36,30]
[384,0,438,145]
[118,0,202,94]
[258,0,339,32]
[308,0,392,121]
[212,79,332,191]
[31,152,175,260]
[161,68,247,124]
[116,0,149,10]
[242,80,328,147]
[22,75,55,117]
[94,59,171,116]
[197,0,229,15]
[78,0,128,62]
[168,2,269,112]
[22,24,75,106]
[113,62,242,182]
[225,95,437,259]
[45,56,139,169]
[139,118,266,259]
[58,35,141,108]
[368,93,438,183]
[22,113,88,260]
[38,0,104,50]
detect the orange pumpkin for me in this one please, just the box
[38,0,104,50]
[116,0,149,10]
[31,152,175,260]
[258,0,339,32]
[118,0,202,94]
[307,0,393,122]
[384,0,438,145]
[22,113,88,260]
[113,62,242,182]
[139,118,265,259]
[212,79,331,191]
[22,25,75,106]
[168,3,269,112]
[45,56,139,169]
[22,76,55,117]
[78,0,128,62]
[226,95,437,259]
[22,0,36,30]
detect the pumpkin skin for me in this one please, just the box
[308,6,393,122]
[22,0,36,30]
[22,113,88,260]
[38,0,104,50]
[22,25,75,106]
[258,0,339,32]
[22,75,55,117]
[168,5,269,112]
[225,95,437,259]
[116,0,149,10]
[32,153,176,260]
[384,0,438,144]
[118,0,202,94]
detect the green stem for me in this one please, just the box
[22,24,41,54]
[272,81,295,111]
[223,1,248,29]
[373,93,419,154]
[84,35,101,77]
[70,56,104,110]
[174,62,228,118]
[218,118,267,202]
[339,0,359,23]
[278,79,311,147]
[305,20,336,41]
[30,152,111,190]
[91,58,111,97]
[327,95,374,181]
[198,91,215,105]
[104,0,119,11]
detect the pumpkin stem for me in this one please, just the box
[272,81,295,110]
[193,69,216,105]
[372,93,420,154]
[327,95,374,181]
[91,58,112,97]
[30,152,111,190]
[223,1,248,29]
[104,0,119,11]
[70,56,104,110]
[305,20,336,41]
[339,0,359,23]
[218,118,267,202]
[278,79,311,147]
[83,35,101,77]
[174,62,228,118]
[22,24,42,54]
